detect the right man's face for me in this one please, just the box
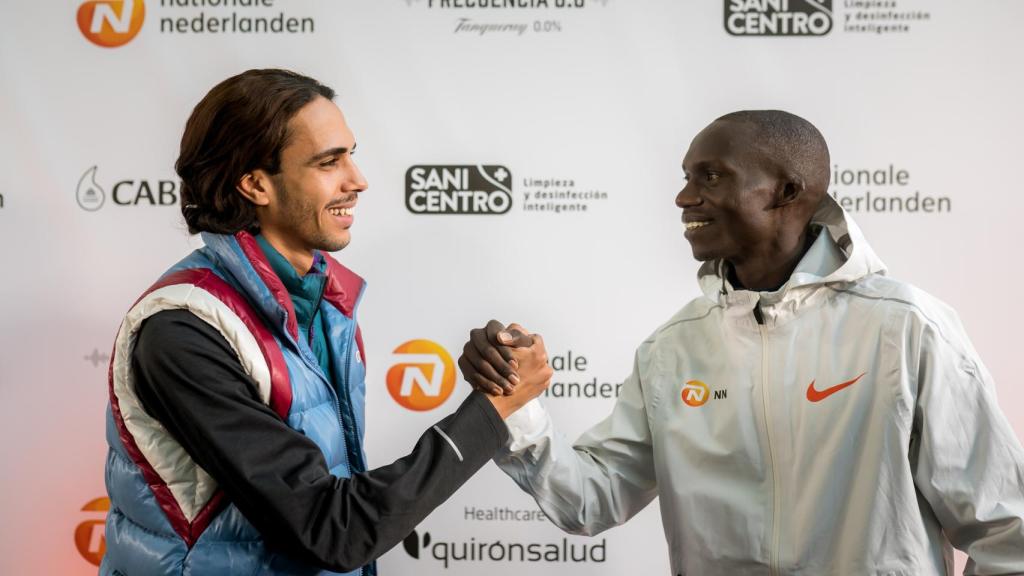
[676,121,781,264]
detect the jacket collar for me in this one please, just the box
[254,234,328,337]
[197,231,366,343]
[698,194,887,308]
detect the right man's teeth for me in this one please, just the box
[685,221,710,230]
[329,207,353,216]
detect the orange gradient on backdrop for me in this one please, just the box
[74,497,110,566]
[77,0,145,48]
[386,340,456,411]
[682,380,710,407]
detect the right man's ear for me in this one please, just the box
[773,176,806,209]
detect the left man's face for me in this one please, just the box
[262,96,367,254]
[676,121,781,264]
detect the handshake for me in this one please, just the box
[458,320,554,420]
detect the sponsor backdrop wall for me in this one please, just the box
[1,1,1022,574]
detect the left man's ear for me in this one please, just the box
[236,171,274,207]
[773,176,805,208]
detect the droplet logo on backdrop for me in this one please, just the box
[386,340,457,411]
[75,166,181,211]
[74,497,110,566]
[725,0,832,36]
[76,166,107,211]
[77,0,146,47]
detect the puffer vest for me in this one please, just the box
[101,231,372,576]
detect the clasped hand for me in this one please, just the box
[457,320,552,419]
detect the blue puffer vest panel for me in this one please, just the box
[101,231,372,576]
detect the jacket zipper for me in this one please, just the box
[340,335,366,470]
[755,303,781,576]
[303,283,354,477]
[300,284,366,576]
[341,338,364,576]
[305,281,358,473]
[339,325,369,575]
[326,303,367,575]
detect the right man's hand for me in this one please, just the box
[458,320,553,419]
[458,319,535,396]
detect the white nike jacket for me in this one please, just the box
[496,195,1024,575]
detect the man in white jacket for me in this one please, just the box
[459,110,1024,575]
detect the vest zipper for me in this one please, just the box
[755,303,781,576]
[336,317,367,576]
[302,328,367,576]
[345,329,371,575]
[342,340,364,576]
[321,342,364,576]
[307,282,356,476]
[307,278,368,575]
[285,312,364,574]
[340,335,366,471]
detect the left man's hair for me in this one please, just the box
[176,69,335,235]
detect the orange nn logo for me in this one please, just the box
[386,340,456,411]
[74,497,110,566]
[77,0,145,48]
[681,380,710,407]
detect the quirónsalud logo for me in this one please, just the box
[402,528,607,568]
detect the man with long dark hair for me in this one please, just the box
[101,69,553,575]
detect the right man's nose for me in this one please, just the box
[676,183,701,208]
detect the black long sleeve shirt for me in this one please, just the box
[132,309,507,572]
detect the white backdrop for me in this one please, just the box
[1,1,1022,573]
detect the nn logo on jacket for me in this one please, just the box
[681,380,727,407]
[77,0,146,47]
[387,340,456,411]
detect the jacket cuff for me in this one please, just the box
[439,391,510,462]
[501,398,548,452]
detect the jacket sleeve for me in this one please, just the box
[910,311,1024,574]
[132,309,507,572]
[493,343,658,536]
